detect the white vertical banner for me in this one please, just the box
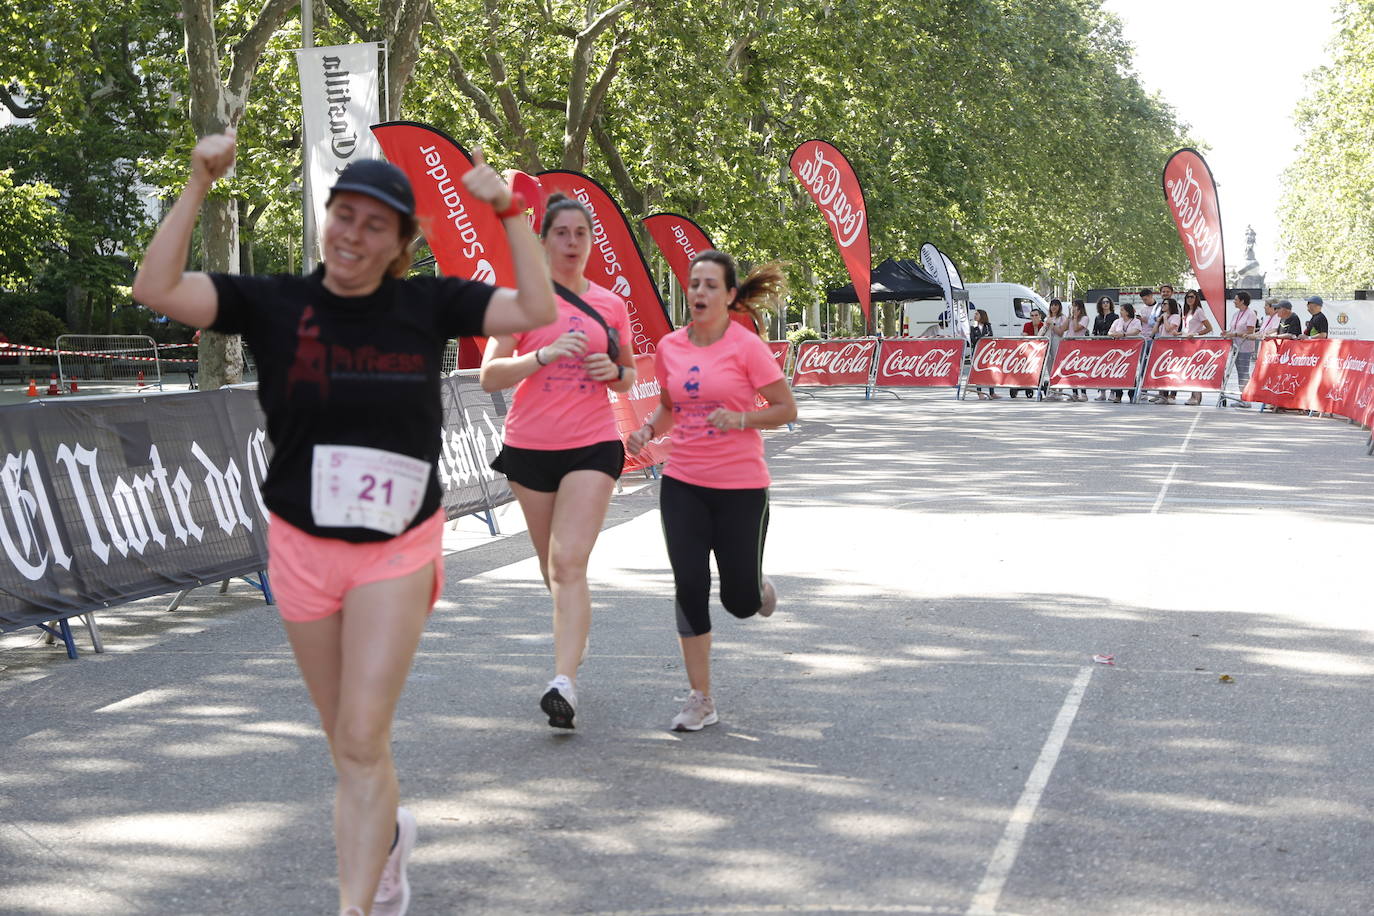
[295,42,383,260]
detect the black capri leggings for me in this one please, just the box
[660,475,770,637]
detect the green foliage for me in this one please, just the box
[0,168,64,287]
[1278,0,1374,289]
[0,291,68,345]
[787,326,821,345]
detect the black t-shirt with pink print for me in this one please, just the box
[210,267,491,542]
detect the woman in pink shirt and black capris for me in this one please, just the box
[481,194,637,731]
[626,251,798,732]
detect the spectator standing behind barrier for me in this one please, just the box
[970,308,1000,400]
[1139,288,1162,338]
[1276,300,1303,338]
[1148,298,1182,404]
[479,194,637,731]
[1258,298,1282,338]
[1012,308,1045,398]
[1042,299,1068,400]
[626,251,797,732]
[1107,302,1144,403]
[1177,293,1215,405]
[1064,299,1091,401]
[1092,296,1117,400]
[1305,296,1329,338]
[131,133,557,916]
[1223,292,1257,408]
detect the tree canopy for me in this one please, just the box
[3,0,1194,357]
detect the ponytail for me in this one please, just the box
[690,250,788,339]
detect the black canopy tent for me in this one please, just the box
[825,257,945,303]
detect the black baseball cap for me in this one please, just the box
[327,159,415,217]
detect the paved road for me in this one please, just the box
[2,395,1372,915]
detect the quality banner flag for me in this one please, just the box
[539,170,674,353]
[1163,149,1226,329]
[790,140,872,326]
[297,43,383,261]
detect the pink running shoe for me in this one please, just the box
[372,807,416,916]
[758,577,778,618]
[671,690,718,731]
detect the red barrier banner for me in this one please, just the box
[1163,149,1226,330]
[967,338,1049,389]
[1143,338,1232,391]
[538,170,674,354]
[768,340,790,373]
[792,338,877,387]
[642,213,714,290]
[790,140,872,324]
[1048,339,1145,389]
[875,339,964,388]
[608,354,671,472]
[1243,339,1330,411]
[1318,340,1374,422]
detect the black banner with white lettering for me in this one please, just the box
[0,376,511,631]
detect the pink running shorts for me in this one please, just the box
[267,509,446,623]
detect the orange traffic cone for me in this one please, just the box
[137,370,145,390]
[26,378,37,397]
[46,373,61,396]
[68,377,79,394]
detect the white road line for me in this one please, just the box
[1179,411,1204,453]
[1149,461,1181,514]
[967,666,1093,916]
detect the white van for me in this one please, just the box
[901,283,1049,337]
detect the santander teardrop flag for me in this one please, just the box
[1163,148,1226,329]
[642,213,714,290]
[371,121,511,287]
[790,140,872,326]
[539,170,674,353]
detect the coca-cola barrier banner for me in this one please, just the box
[967,338,1050,390]
[768,340,791,374]
[874,339,964,388]
[0,380,513,632]
[1244,339,1374,422]
[1144,339,1232,391]
[539,170,674,354]
[790,140,873,324]
[1163,149,1226,330]
[1048,339,1145,389]
[792,339,878,387]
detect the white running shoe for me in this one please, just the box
[671,690,718,732]
[372,806,416,916]
[758,577,777,618]
[541,675,577,729]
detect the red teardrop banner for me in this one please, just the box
[1162,148,1227,330]
[642,213,714,290]
[790,140,872,326]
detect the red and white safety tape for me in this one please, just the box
[0,342,198,364]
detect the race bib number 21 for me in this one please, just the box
[311,445,430,536]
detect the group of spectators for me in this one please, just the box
[971,284,1332,406]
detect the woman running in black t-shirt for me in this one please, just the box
[132,130,556,916]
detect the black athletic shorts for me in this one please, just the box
[490,439,625,492]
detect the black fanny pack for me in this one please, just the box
[553,281,620,362]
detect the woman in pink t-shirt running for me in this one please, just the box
[481,194,637,730]
[626,251,797,732]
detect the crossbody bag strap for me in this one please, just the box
[553,281,620,362]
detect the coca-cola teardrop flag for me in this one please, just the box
[643,213,714,290]
[1163,149,1226,330]
[539,170,674,354]
[790,140,872,326]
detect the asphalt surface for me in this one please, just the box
[2,393,1372,915]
